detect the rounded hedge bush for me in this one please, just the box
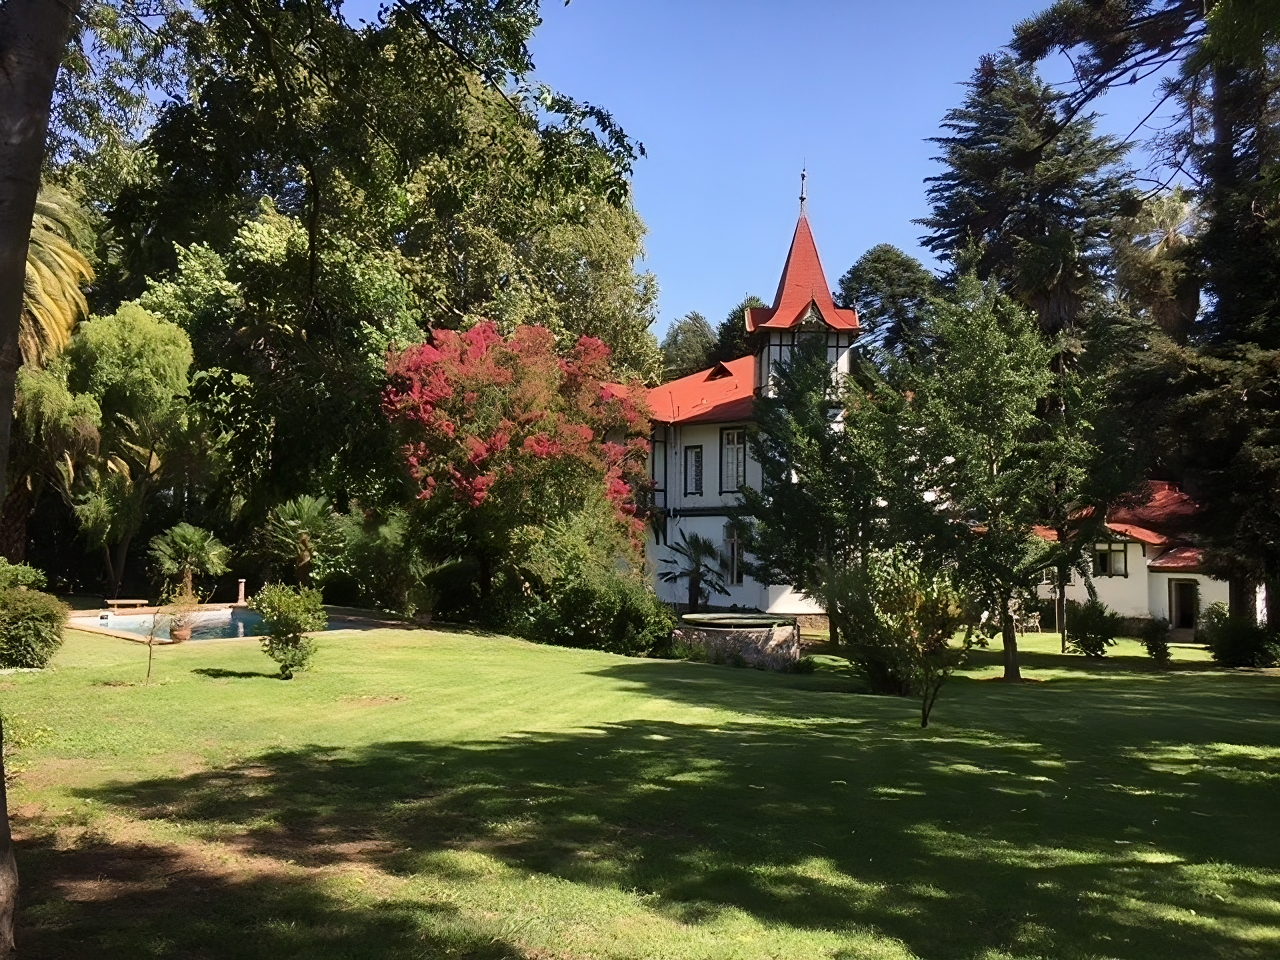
[0,588,68,669]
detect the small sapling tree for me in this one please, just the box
[250,584,327,679]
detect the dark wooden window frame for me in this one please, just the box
[684,445,703,496]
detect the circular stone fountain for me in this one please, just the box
[675,612,801,671]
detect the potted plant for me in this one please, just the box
[149,523,231,641]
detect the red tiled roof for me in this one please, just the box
[1148,545,1204,572]
[1030,521,1169,545]
[745,215,859,333]
[1105,522,1169,546]
[1109,480,1201,532]
[646,356,756,425]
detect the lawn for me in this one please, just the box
[1,627,1277,959]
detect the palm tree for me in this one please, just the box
[263,495,340,585]
[23,186,93,368]
[658,530,728,613]
[149,522,230,596]
[1115,187,1201,340]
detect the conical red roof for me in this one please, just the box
[746,214,859,332]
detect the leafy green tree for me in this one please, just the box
[657,531,727,614]
[918,54,1132,338]
[62,303,192,595]
[139,201,421,516]
[262,495,341,587]
[908,276,1056,682]
[836,244,938,354]
[149,521,229,596]
[0,364,101,561]
[707,295,766,365]
[660,311,715,381]
[739,336,903,644]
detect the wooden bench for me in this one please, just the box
[105,599,150,610]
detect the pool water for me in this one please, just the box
[87,608,338,641]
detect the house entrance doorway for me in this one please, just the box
[1170,580,1199,630]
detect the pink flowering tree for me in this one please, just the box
[382,323,651,598]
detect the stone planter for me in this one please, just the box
[676,614,801,671]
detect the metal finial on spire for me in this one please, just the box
[799,165,808,215]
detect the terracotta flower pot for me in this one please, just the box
[170,623,193,643]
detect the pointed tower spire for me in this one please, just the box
[742,177,860,333]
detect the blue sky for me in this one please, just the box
[524,1,1171,337]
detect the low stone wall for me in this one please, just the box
[676,623,801,672]
[796,613,829,634]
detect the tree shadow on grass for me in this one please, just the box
[192,668,282,680]
[58,663,1280,960]
[14,829,526,960]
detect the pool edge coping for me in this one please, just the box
[66,606,415,645]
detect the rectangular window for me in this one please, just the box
[720,428,747,493]
[684,445,703,496]
[651,430,666,493]
[1093,543,1127,577]
[725,524,745,586]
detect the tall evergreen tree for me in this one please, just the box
[835,243,938,354]
[918,54,1133,338]
[1016,1,1280,618]
[707,294,765,365]
[659,311,715,381]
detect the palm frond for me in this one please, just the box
[22,186,95,368]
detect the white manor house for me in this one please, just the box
[642,205,1233,626]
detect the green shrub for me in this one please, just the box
[513,505,674,656]
[0,558,47,591]
[1065,599,1122,657]
[0,589,67,668]
[1198,602,1277,667]
[331,507,450,618]
[249,583,327,678]
[519,569,673,656]
[1139,617,1172,664]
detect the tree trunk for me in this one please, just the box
[1056,566,1068,654]
[0,718,14,956]
[1229,578,1256,623]
[0,480,32,563]
[1265,577,1279,631]
[1000,597,1022,682]
[109,531,133,599]
[687,572,700,614]
[0,3,81,946]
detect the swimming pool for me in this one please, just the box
[81,608,347,641]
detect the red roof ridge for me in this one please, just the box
[646,355,756,425]
[746,214,859,333]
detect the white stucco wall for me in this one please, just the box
[1034,539,1231,622]
[1147,573,1229,621]
[646,420,822,616]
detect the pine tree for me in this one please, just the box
[835,243,938,355]
[1015,2,1280,617]
[707,294,765,365]
[918,54,1133,338]
[659,311,715,381]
